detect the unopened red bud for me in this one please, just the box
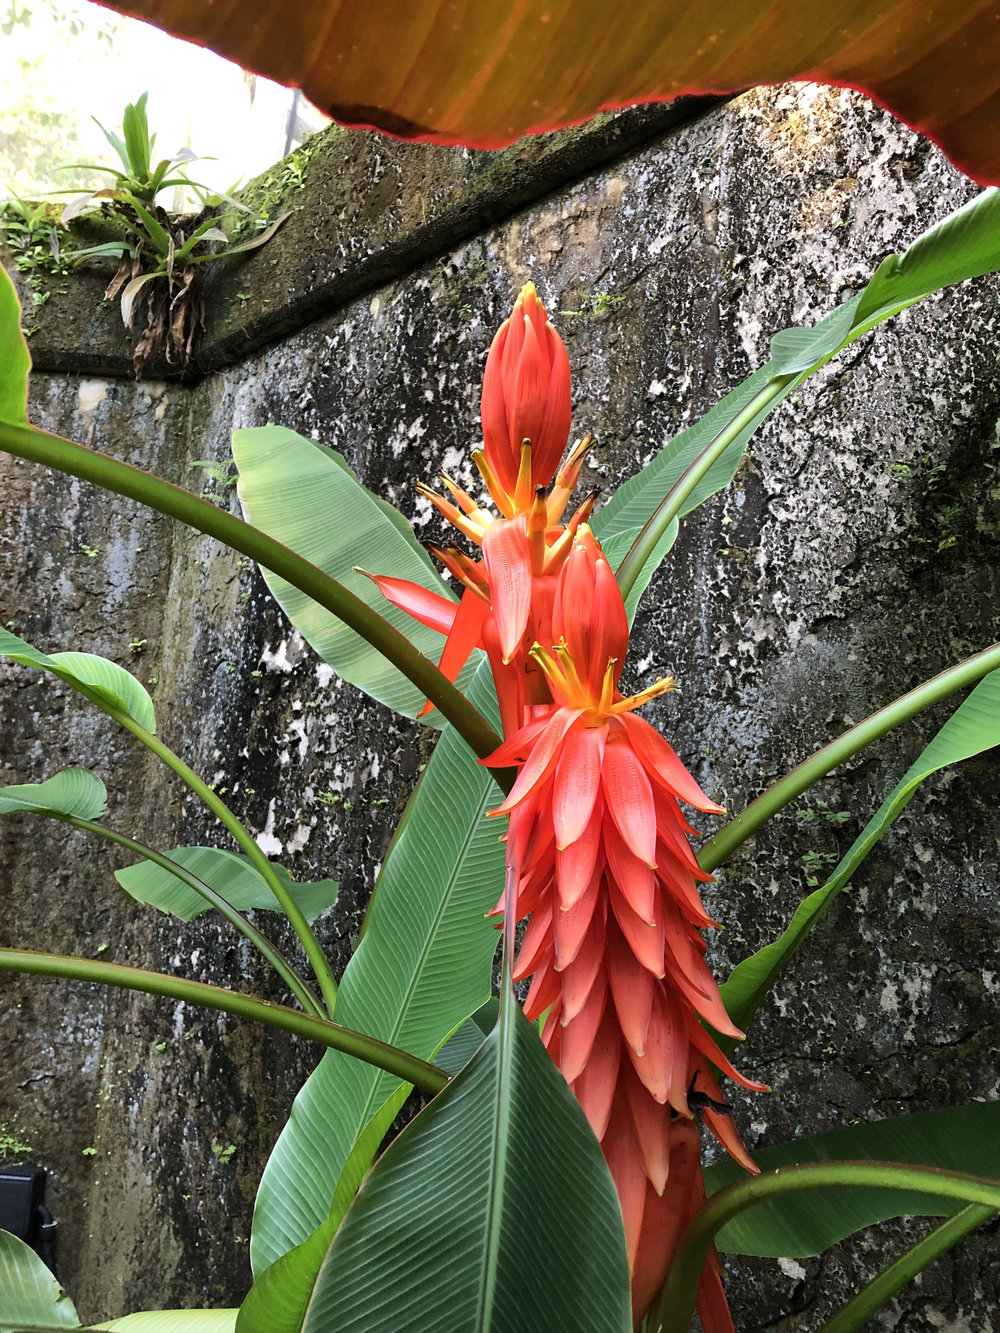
[481,282,571,499]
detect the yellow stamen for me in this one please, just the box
[597,659,617,715]
[548,434,591,523]
[541,523,574,573]
[471,450,514,519]
[427,544,491,601]
[552,640,588,702]
[514,438,534,514]
[610,675,677,714]
[439,473,481,517]
[527,486,549,576]
[567,489,599,532]
[528,642,571,697]
[416,481,487,545]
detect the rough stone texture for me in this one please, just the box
[2,83,999,1326]
[17,98,724,382]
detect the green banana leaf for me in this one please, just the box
[114,846,337,924]
[0,769,107,821]
[704,1101,1000,1257]
[233,424,479,720]
[246,662,504,1280]
[0,628,155,732]
[595,189,1000,608]
[283,1001,631,1333]
[94,1313,238,1332]
[0,1230,80,1331]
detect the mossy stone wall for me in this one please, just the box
[2,84,998,1326]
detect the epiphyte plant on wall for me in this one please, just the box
[2,176,1000,1328]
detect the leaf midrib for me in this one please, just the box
[346,757,497,1130]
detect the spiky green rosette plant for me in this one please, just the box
[61,93,286,375]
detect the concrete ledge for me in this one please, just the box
[11,97,724,383]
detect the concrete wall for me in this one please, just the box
[2,84,998,1326]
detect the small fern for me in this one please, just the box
[189,459,238,489]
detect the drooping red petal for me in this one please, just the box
[626,1071,672,1193]
[481,712,551,768]
[653,784,708,876]
[491,707,581,815]
[481,612,525,740]
[552,721,605,848]
[601,1094,648,1271]
[521,838,557,901]
[701,1104,760,1176]
[559,970,608,1082]
[511,903,553,980]
[434,585,488,677]
[626,987,679,1106]
[604,815,657,925]
[552,866,603,970]
[555,795,605,909]
[369,573,458,634]
[602,733,657,866]
[541,1000,562,1060]
[657,849,718,927]
[606,921,655,1056]
[571,1012,621,1139]
[685,1011,768,1094]
[523,952,562,1022]
[559,906,607,1020]
[621,712,725,813]
[481,516,533,662]
[609,880,666,978]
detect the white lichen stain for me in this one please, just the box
[927,1313,972,1333]
[879,981,899,1020]
[778,1258,807,1283]
[287,717,308,762]
[260,639,297,673]
[77,379,109,419]
[256,799,284,857]
[287,824,311,854]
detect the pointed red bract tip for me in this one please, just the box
[480,283,572,503]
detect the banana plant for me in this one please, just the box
[1,187,999,1331]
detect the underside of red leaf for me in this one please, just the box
[95,1,1000,184]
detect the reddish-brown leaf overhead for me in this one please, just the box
[95,0,1000,183]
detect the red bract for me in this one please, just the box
[480,281,572,500]
[485,526,765,1328]
[379,290,764,1328]
[373,284,593,710]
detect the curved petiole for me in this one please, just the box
[698,640,1000,873]
[0,420,502,762]
[0,947,449,1098]
[60,813,324,1018]
[650,1161,1000,1333]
